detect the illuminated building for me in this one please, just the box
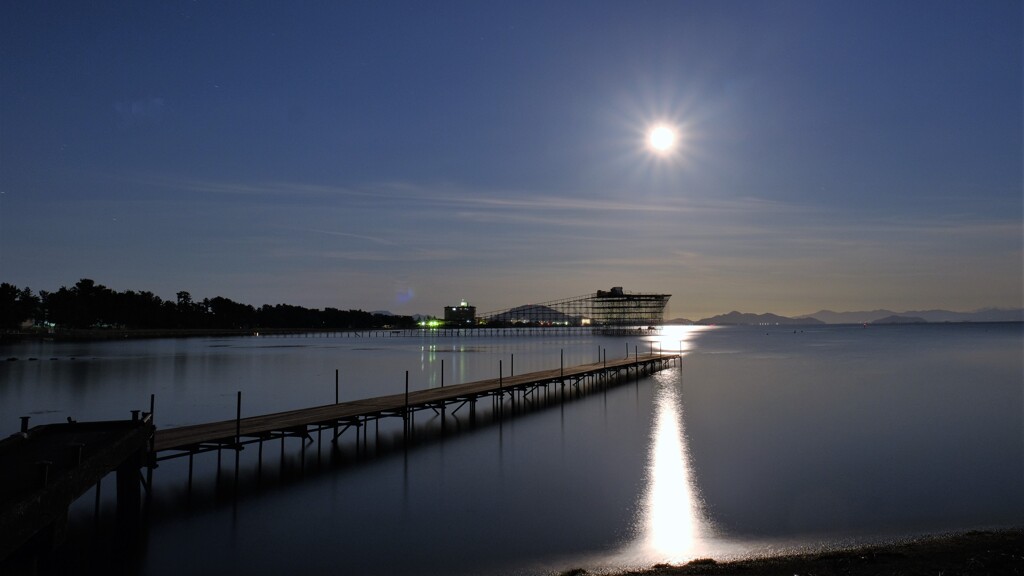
[444,299,477,326]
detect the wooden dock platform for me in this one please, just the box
[0,416,153,561]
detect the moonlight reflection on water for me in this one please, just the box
[635,373,709,562]
[626,326,713,563]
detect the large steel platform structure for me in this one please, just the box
[477,287,670,331]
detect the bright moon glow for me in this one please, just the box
[647,124,678,154]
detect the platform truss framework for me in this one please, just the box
[477,288,670,328]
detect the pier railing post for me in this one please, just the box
[235,391,242,446]
[234,391,242,490]
[146,393,155,504]
[334,368,340,441]
[634,346,639,382]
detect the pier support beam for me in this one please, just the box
[115,449,143,529]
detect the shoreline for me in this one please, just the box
[577,529,1023,575]
[0,327,369,342]
[3,321,1021,343]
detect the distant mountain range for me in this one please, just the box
[689,308,1023,325]
[405,307,1021,326]
[796,308,1024,324]
[486,304,577,324]
[696,311,826,325]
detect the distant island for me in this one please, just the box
[664,317,696,325]
[871,315,928,325]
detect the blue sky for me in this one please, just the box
[1,1,1020,319]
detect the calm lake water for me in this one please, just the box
[2,323,1022,575]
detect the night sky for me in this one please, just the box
[2,1,1020,319]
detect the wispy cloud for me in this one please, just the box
[124,174,1024,278]
[146,175,819,218]
[165,179,375,199]
[300,228,398,246]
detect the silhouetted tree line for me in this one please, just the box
[0,279,415,331]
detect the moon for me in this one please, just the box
[646,124,678,155]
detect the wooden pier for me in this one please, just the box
[153,353,679,482]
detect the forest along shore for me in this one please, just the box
[572,529,1024,576]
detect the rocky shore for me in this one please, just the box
[568,529,1023,576]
